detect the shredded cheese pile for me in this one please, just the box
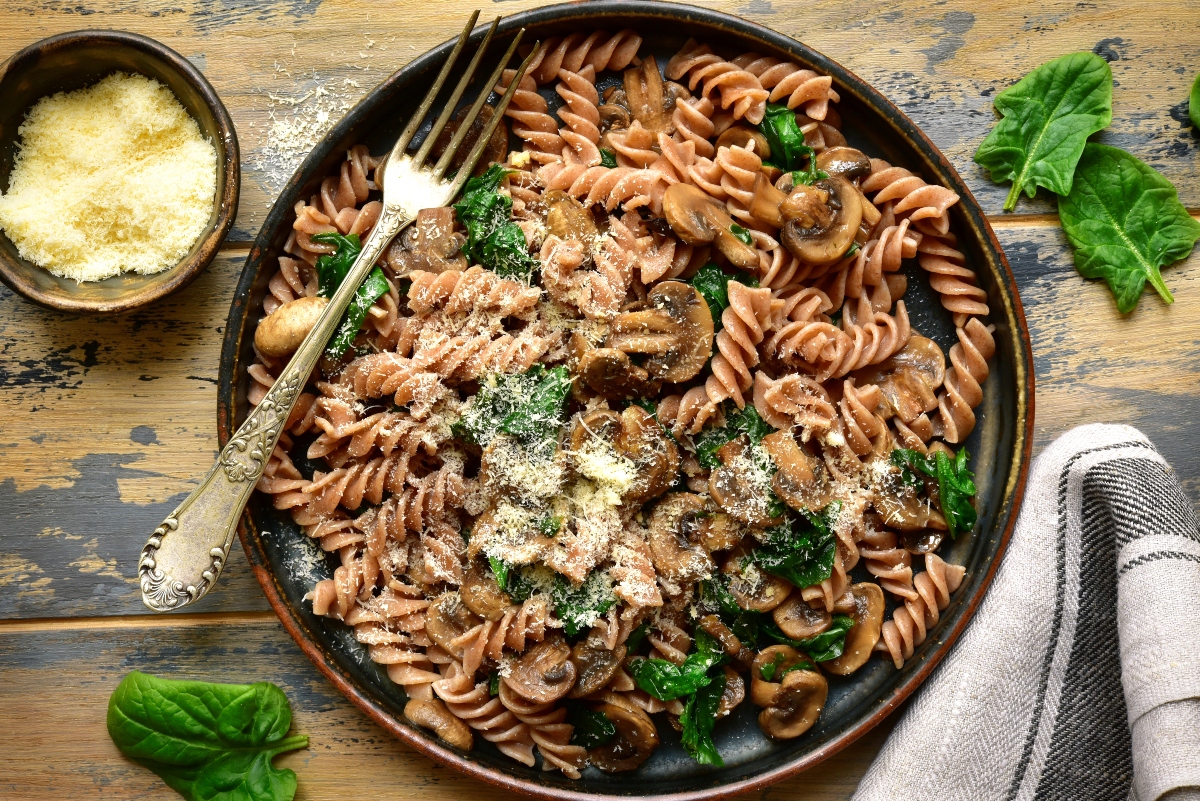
[0,72,218,282]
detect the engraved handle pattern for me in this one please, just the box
[139,202,412,612]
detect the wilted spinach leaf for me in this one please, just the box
[694,401,773,470]
[553,570,618,636]
[1058,142,1200,313]
[454,365,573,452]
[106,671,308,801]
[891,448,978,538]
[679,670,725,767]
[311,232,362,298]
[800,615,855,662]
[752,503,840,589]
[757,104,827,185]
[324,266,390,359]
[628,630,728,701]
[688,262,757,330]
[567,705,617,748]
[974,52,1112,210]
[599,148,618,168]
[730,223,754,246]
[453,164,538,280]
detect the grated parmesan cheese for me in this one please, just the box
[0,73,217,282]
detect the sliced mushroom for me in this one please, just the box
[663,81,691,111]
[750,645,814,706]
[662,183,759,271]
[460,559,512,622]
[902,529,946,554]
[598,103,632,137]
[430,103,508,177]
[750,172,787,229]
[648,493,715,592]
[853,335,946,422]
[254,295,329,358]
[615,405,680,503]
[815,146,872,182]
[405,698,473,750]
[569,639,627,698]
[699,614,755,669]
[780,176,862,265]
[717,666,746,717]
[605,281,713,386]
[709,438,784,527]
[588,692,660,772]
[503,635,577,704]
[757,666,828,739]
[623,58,671,134]
[695,511,744,554]
[823,582,885,675]
[773,593,832,640]
[761,430,834,513]
[544,189,598,242]
[721,545,792,612]
[385,206,467,275]
[425,593,482,657]
[577,347,659,400]
[872,469,949,532]
[715,125,771,158]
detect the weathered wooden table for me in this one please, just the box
[2,1,1197,798]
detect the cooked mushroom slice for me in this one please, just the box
[568,409,622,452]
[694,511,744,554]
[645,281,714,382]
[750,645,814,705]
[623,58,671,134]
[588,693,660,772]
[597,103,632,137]
[648,493,715,592]
[503,635,578,704]
[425,593,482,658]
[853,335,946,423]
[873,474,949,532]
[430,103,509,177]
[663,80,691,111]
[815,146,872,181]
[757,667,828,740]
[823,582,885,675]
[709,438,784,527]
[699,614,756,669]
[662,183,759,270]
[254,295,329,358]
[773,593,832,640]
[780,176,862,265]
[544,189,599,242]
[721,545,792,612]
[569,639,627,698]
[577,347,658,400]
[616,405,680,503]
[385,206,467,275]
[460,559,512,622]
[901,528,946,554]
[760,430,834,512]
[750,172,787,229]
[717,666,746,717]
[715,124,771,158]
[405,698,473,750]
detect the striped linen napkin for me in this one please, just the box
[853,424,1200,801]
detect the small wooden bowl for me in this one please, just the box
[0,30,239,314]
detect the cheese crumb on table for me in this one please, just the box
[0,72,218,282]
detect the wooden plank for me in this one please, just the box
[0,617,891,800]
[3,227,1198,620]
[0,0,1195,243]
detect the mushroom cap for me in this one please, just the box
[644,281,714,383]
[569,640,627,698]
[405,698,474,751]
[873,472,949,532]
[815,146,872,181]
[721,545,793,612]
[425,593,482,658]
[502,635,578,704]
[616,405,680,503]
[460,559,512,622]
[853,335,946,421]
[544,189,598,242]
[623,59,671,134]
[597,103,632,136]
[709,438,785,527]
[772,593,833,640]
[761,430,834,513]
[750,644,814,706]
[254,295,329,358]
[662,183,759,270]
[717,665,746,717]
[588,692,660,772]
[577,347,658,400]
[695,511,745,554]
[902,528,946,554]
[781,176,862,265]
[647,493,716,590]
[757,667,829,739]
[823,582,885,675]
[715,125,771,159]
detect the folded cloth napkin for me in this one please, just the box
[853,424,1200,801]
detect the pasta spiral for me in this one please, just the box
[875,554,966,668]
[731,54,840,121]
[666,39,769,124]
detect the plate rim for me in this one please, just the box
[219,3,1035,798]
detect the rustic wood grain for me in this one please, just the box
[0,0,1195,242]
[0,617,892,800]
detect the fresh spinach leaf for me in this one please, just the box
[694,402,773,470]
[628,630,728,701]
[752,503,840,589]
[454,365,573,452]
[974,52,1113,211]
[800,615,855,662]
[107,671,308,801]
[325,266,389,360]
[311,232,362,298]
[453,163,538,280]
[567,705,617,748]
[890,448,978,538]
[679,670,725,767]
[730,223,754,246]
[1058,142,1200,313]
[1190,73,1200,130]
[599,148,618,168]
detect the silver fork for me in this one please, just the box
[139,12,536,612]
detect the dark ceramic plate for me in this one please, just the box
[218,3,1034,799]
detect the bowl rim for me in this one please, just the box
[0,28,240,314]
[220,3,1035,798]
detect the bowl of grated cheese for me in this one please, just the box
[0,29,239,314]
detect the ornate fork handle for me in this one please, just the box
[139,204,411,611]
